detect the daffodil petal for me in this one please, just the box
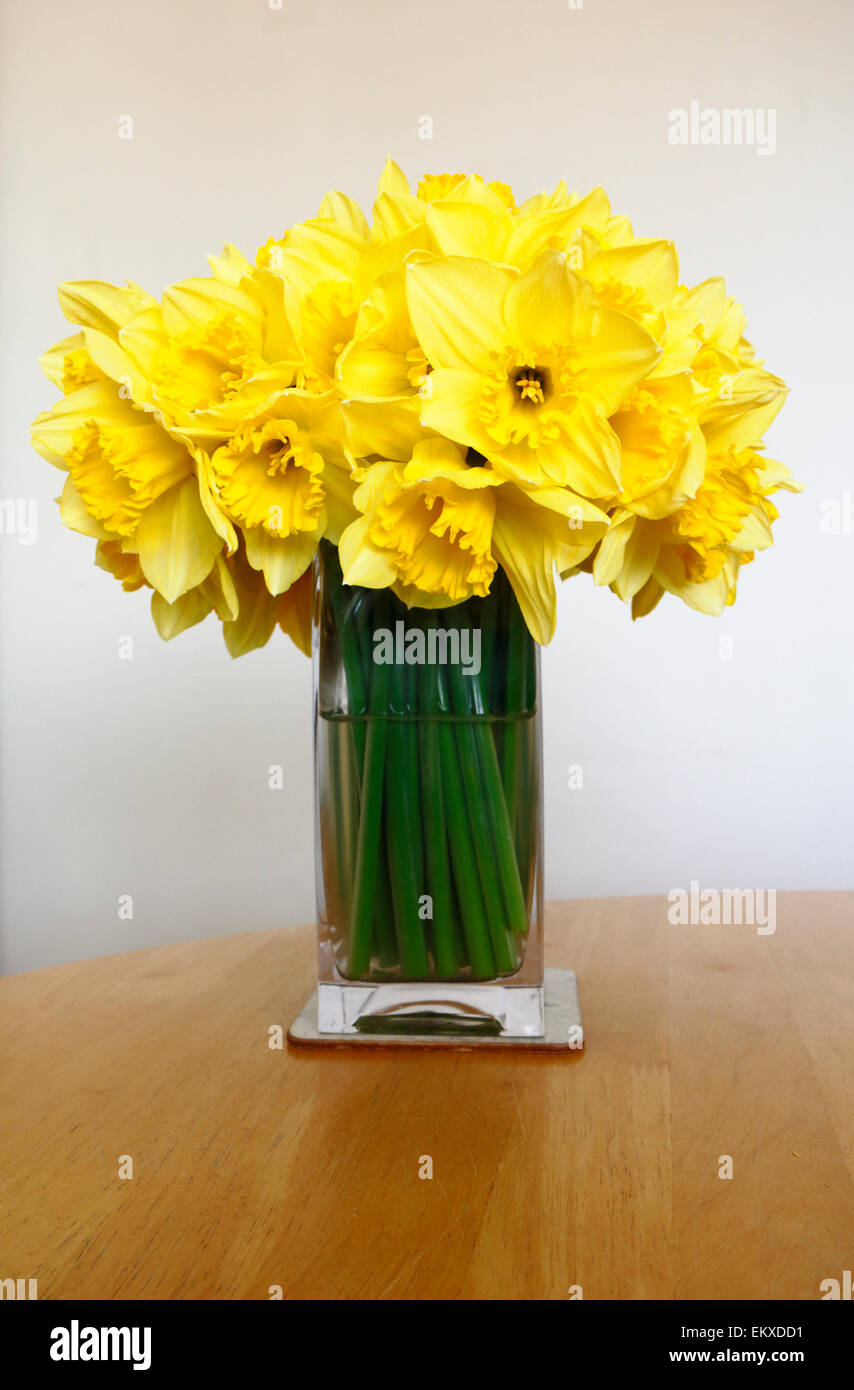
[337,338,413,398]
[372,192,427,241]
[318,190,369,240]
[504,251,584,345]
[339,516,398,588]
[83,328,155,404]
[593,510,636,586]
[419,368,493,452]
[194,451,238,554]
[491,499,558,644]
[631,574,665,620]
[654,546,729,615]
[321,463,358,543]
[136,476,222,603]
[729,505,774,553]
[579,306,661,412]
[58,280,157,337]
[206,555,239,622]
[592,239,679,308]
[701,368,787,450]
[613,520,660,600]
[406,257,515,371]
[343,397,430,462]
[278,566,313,656]
[58,476,111,539]
[376,157,410,198]
[151,585,213,641]
[243,526,320,596]
[426,200,512,262]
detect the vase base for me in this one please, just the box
[287,968,583,1052]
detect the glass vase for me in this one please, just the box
[313,540,544,1038]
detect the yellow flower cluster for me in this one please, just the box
[32,161,798,651]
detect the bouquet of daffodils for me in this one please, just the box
[32,160,798,657]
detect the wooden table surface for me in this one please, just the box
[1,893,852,1301]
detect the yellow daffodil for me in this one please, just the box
[586,257,795,612]
[611,373,706,520]
[37,281,157,400]
[94,525,312,657]
[57,269,305,447]
[591,392,798,613]
[416,170,516,209]
[339,437,609,640]
[32,382,192,538]
[219,547,313,657]
[33,262,354,646]
[259,164,433,372]
[339,442,502,606]
[31,381,225,603]
[432,185,612,270]
[407,249,660,496]
[208,389,355,596]
[149,555,239,641]
[95,539,147,592]
[39,332,107,394]
[336,263,433,463]
[416,173,638,282]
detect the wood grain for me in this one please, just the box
[0,893,852,1300]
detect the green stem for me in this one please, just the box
[430,620,497,976]
[385,656,430,976]
[374,810,398,969]
[449,608,528,947]
[502,590,528,870]
[404,651,424,897]
[350,585,398,971]
[444,616,517,974]
[347,622,390,978]
[419,613,462,978]
[330,718,362,928]
[437,716,496,978]
[323,543,368,768]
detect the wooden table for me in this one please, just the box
[1,894,852,1300]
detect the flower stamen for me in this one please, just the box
[514,367,548,405]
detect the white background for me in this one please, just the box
[1,0,851,973]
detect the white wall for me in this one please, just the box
[1,0,851,973]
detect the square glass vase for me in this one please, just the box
[313,541,544,1040]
